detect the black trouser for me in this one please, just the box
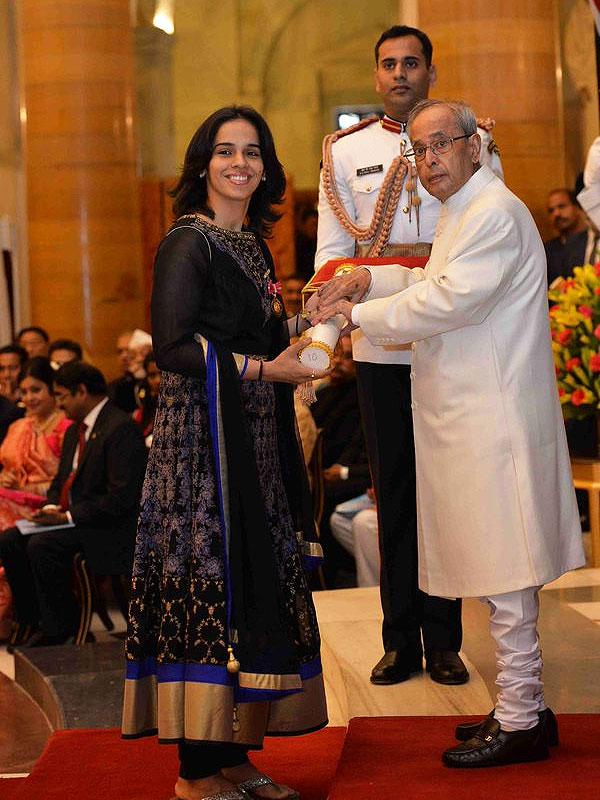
[178,742,249,780]
[0,526,81,638]
[356,362,462,656]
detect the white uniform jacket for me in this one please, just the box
[353,165,585,597]
[315,118,503,365]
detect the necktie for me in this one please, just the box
[59,422,87,511]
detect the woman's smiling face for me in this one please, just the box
[206,118,264,212]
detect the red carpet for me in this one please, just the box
[0,780,25,800]
[10,726,345,800]
[328,715,600,800]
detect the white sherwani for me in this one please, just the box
[353,165,585,598]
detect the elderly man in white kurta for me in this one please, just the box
[311,99,585,769]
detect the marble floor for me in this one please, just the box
[1,552,599,778]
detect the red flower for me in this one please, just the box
[595,325,600,339]
[556,330,572,345]
[579,305,593,318]
[558,387,566,397]
[565,357,581,371]
[595,287,600,296]
[590,353,600,373]
[571,389,588,406]
[563,278,577,289]
[595,262,600,276]
[549,304,561,315]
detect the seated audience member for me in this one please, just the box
[0,344,27,403]
[311,336,370,585]
[281,275,306,318]
[295,206,318,282]
[108,329,152,413]
[48,338,83,369]
[544,189,593,285]
[107,330,136,412]
[0,357,72,529]
[16,326,50,359]
[132,351,160,447]
[0,361,147,646]
[331,493,380,587]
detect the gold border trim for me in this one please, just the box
[298,341,334,363]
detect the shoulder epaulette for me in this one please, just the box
[325,115,379,147]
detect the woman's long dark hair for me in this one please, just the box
[170,106,286,237]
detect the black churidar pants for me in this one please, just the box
[355,361,462,656]
[178,742,249,780]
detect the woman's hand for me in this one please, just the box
[0,470,18,489]
[261,338,329,385]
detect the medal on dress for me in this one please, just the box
[268,280,283,317]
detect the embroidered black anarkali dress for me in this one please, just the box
[122,216,327,746]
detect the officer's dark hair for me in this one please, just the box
[170,105,286,238]
[54,361,107,397]
[0,344,27,364]
[548,188,581,209]
[48,338,83,361]
[375,25,433,67]
[18,357,55,391]
[16,326,50,343]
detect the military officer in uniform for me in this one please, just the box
[313,25,503,686]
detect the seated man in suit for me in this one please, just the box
[0,361,147,646]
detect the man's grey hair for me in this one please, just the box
[407,99,478,137]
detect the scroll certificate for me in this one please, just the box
[299,315,346,371]
[298,256,429,370]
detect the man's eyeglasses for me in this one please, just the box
[406,134,472,162]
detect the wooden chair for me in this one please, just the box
[72,553,130,645]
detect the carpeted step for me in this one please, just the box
[327,715,600,799]
[0,778,25,799]
[11,726,345,800]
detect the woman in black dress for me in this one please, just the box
[122,107,327,800]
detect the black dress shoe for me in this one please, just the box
[443,717,549,768]
[455,707,559,746]
[370,649,423,685]
[426,650,469,685]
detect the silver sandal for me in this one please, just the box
[170,791,249,800]
[237,775,300,800]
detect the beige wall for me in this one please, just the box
[172,0,398,189]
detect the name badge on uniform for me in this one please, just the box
[356,164,383,177]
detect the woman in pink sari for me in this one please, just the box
[0,357,71,635]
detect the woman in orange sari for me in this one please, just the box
[0,357,71,636]
[0,357,72,528]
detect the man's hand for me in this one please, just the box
[323,465,343,484]
[30,507,69,526]
[311,299,357,335]
[316,267,371,308]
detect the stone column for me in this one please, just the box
[418,0,565,235]
[18,0,144,377]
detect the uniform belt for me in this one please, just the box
[354,242,432,258]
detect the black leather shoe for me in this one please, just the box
[370,649,423,685]
[426,650,469,685]
[455,707,559,746]
[443,717,549,768]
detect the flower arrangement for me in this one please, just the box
[549,263,600,419]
